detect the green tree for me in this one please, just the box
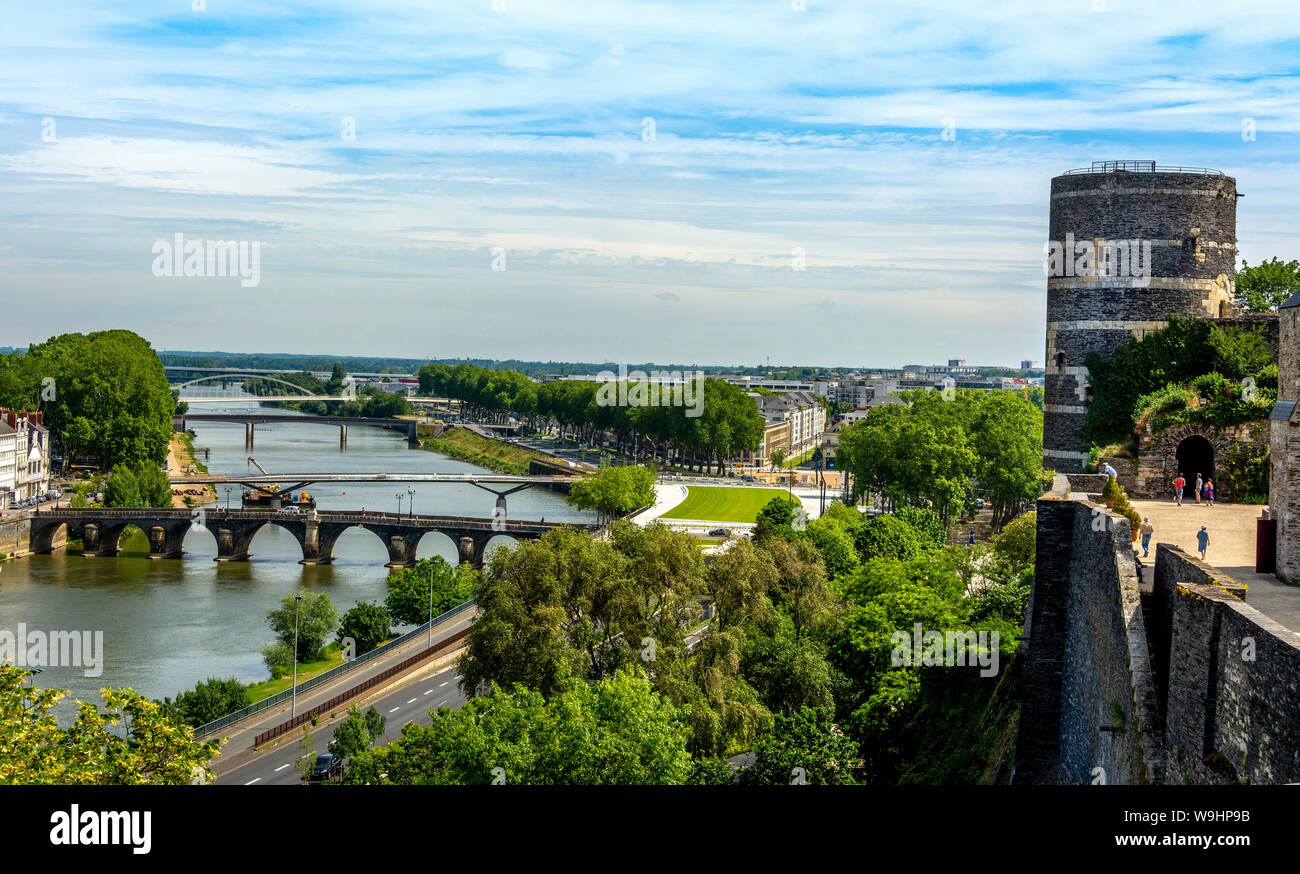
[267,590,339,663]
[992,511,1037,570]
[753,494,803,542]
[103,463,142,507]
[766,538,831,641]
[1235,257,1300,312]
[565,464,656,522]
[329,704,387,760]
[741,706,859,785]
[0,665,223,785]
[158,677,251,728]
[338,601,391,656]
[345,671,692,785]
[385,557,476,626]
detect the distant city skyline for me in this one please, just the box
[2,1,1299,366]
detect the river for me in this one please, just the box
[0,400,591,721]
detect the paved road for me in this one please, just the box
[218,662,469,785]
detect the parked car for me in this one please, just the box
[309,754,343,782]
[708,528,731,537]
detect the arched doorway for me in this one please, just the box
[1175,436,1214,499]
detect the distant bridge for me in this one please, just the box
[170,371,454,407]
[29,507,595,567]
[176,412,422,448]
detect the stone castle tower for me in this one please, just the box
[1271,294,1300,582]
[1043,161,1239,472]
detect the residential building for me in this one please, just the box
[753,390,826,458]
[0,420,17,509]
[0,410,50,503]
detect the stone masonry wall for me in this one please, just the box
[1157,545,1300,783]
[1271,304,1300,582]
[1014,494,1163,784]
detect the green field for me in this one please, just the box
[659,486,798,523]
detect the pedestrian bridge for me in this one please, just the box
[28,508,597,568]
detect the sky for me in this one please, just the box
[1,0,1298,369]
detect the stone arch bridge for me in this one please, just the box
[29,508,595,568]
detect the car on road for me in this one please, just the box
[309,754,343,782]
[708,527,731,537]
[278,505,300,514]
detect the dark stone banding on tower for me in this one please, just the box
[1044,164,1238,471]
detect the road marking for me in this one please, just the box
[407,698,417,704]
[440,681,449,687]
[388,706,400,713]
[423,689,434,695]
[274,763,291,772]
[245,777,261,785]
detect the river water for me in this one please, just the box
[0,401,590,721]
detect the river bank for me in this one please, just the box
[417,425,547,475]
[168,432,216,507]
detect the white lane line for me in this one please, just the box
[245,777,261,785]
[388,706,401,713]
[422,689,434,695]
[407,698,417,704]
[274,763,291,772]
[440,681,449,687]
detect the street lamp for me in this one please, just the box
[408,485,414,520]
[291,594,305,718]
[395,493,403,518]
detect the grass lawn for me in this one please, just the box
[659,486,798,523]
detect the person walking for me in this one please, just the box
[1195,473,1204,503]
[1172,473,1185,505]
[1139,517,1155,558]
[1197,525,1209,561]
[968,530,975,546]
[1204,479,1215,507]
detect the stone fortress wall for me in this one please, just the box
[1015,478,1300,784]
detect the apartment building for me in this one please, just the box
[0,409,50,504]
[754,390,826,458]
[0,420,17,509]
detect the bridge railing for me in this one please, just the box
[192,598,476,739]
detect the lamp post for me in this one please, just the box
[395,493,403,519]
[408,485,414,520]
[427,559,434,648]
[291,594,305,718]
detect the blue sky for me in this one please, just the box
[1,0,1298,368]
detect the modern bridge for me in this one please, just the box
[28,507,596,567]
[176,412,425,448]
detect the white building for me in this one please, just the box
[0,421,18,509]
[1,410,50,504]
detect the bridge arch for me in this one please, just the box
[483,533,520,564]
[173,373,325,397]
[413,529,460,564]
[328,525,394,564]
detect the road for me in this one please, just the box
[219,662,469,785]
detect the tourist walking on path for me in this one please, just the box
[1195,474,1204,503]
[1204,479,1215,506]
[1173,474,1185,505]
[1197,525,1209,561]
[1140,517,1155,558]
